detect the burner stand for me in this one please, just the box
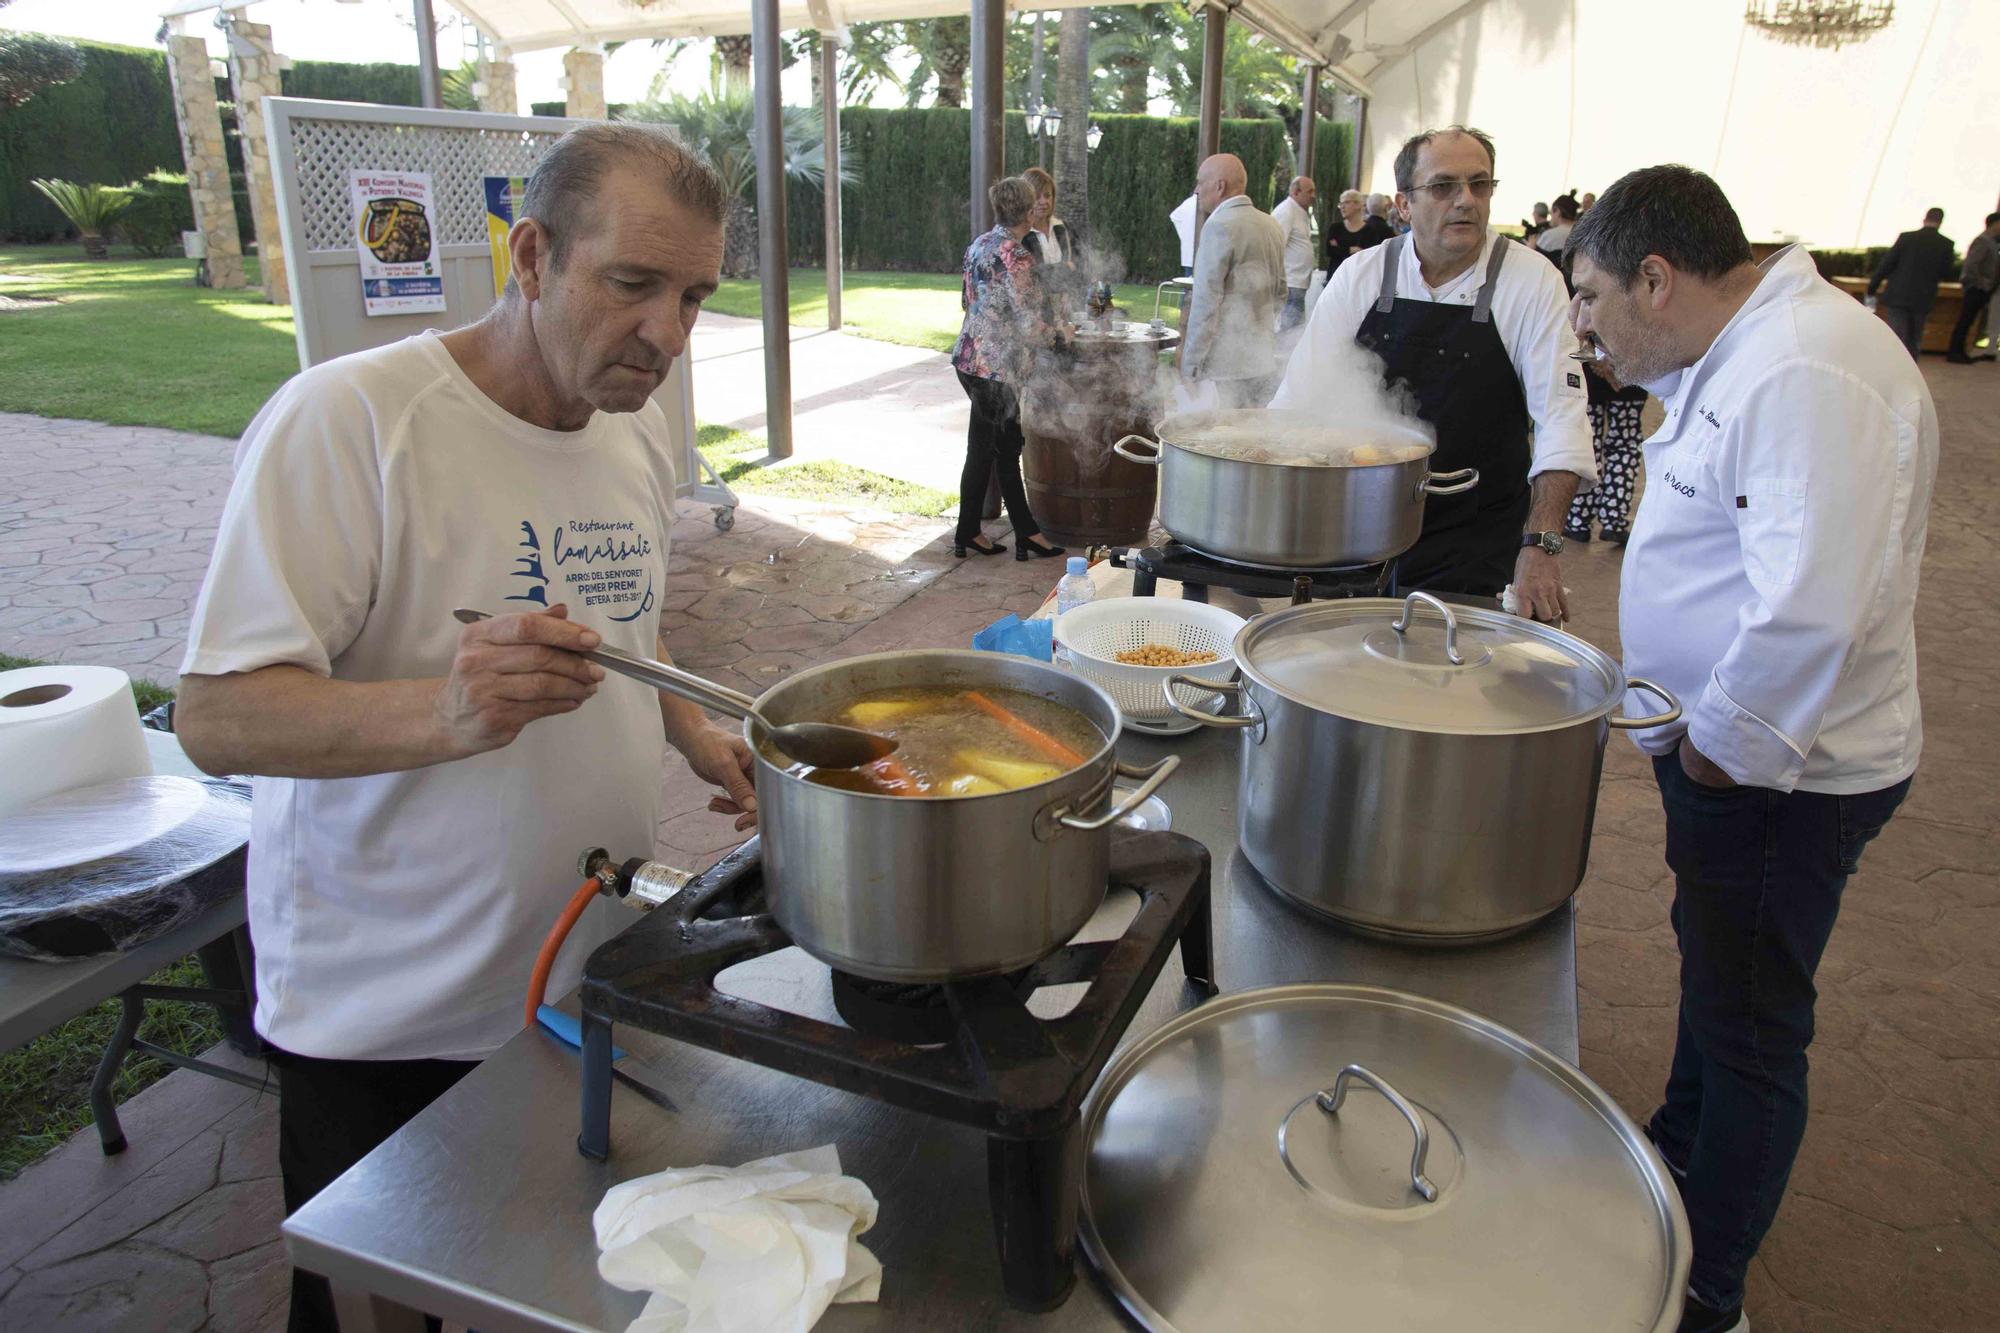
[1114,542,1399,602]
[576,830,1215,1313]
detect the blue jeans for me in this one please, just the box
[1649,748,1911,1309]
[1280,286,1306,330]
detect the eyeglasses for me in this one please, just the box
[1411,178,1500,203]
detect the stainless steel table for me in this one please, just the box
[286,724,1576,1333]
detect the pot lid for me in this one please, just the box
[1081,985,1689,1333]
[1234,594,1624,732]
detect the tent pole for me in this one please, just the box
[1300,64,1320,178]
[969,0,1005,235]
[1198,1,1229,161]
[413,0,442,109]
[753,0,793,462]
[822,35,842,331]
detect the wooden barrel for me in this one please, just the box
[1018,331,1174,548]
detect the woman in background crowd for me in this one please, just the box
[1324,188,1394,275]
[950,176,1070,563]
[1537,194,1579,260]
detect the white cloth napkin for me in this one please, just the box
[593,1145,883,1333]
[1499,582,1572,621]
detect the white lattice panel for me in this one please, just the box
[290,117,562,252]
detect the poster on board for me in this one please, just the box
[349,170,446,317]
[483,175,527,299]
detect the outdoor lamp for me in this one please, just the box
[1025,109,1043,137]
[1040,107,1062,138]
[1086,123,1103,152]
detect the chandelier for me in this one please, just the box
[1744,1,1895,49]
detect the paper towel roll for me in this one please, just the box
[0,666,152,820]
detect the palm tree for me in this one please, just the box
[1155,12,1299,120]
[31,179,129,259]
[620,92,854,278]
[901,17,971,108]
[838,22,906,103]
[714,35,752,96]
[1090,4,1177,113]
[1054,10,1090,248]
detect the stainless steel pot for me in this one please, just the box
[751,649,1178,982]
[1165,593,1679,943]
[1112,408,1478,568]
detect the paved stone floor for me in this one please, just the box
[0,358,1995,1330]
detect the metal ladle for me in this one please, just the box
[451,609,898,770]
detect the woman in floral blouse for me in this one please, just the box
[950,176,1070,560]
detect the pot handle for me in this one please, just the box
[1391,591,1467,667]
[1053,755,1181,832]
[1315,1064,1440,1203]
[1608,677,1683,730]
[1112,434,1164,465]
[1421,466,1479,497]
[1163,675,1257,729]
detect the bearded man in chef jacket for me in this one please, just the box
[173,123,758,1333]
[1568,165,1936,1333]
[1272,126,1594,619]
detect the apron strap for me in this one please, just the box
[1375,235,1405,313]
[1471,236,1509,325]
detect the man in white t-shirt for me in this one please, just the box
[175,123,755,1332]
[1270,174,1319,330]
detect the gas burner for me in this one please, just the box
[1114,542,1399,602]
[829,969,1008,1045]
[576,830,1213,1313]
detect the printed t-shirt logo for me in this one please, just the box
[505,518,657,621]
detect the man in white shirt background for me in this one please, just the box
[1270,174,1319,330]
[1272,126,1593,618]
[174,123,759,1332]
[1179,153,1287,408]
[1569,165,1935,1333]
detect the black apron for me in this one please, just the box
[1357,235,1532,596]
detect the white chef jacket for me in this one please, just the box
[1170,195,1197,269]
[1270,227,1595,486]
[1270,195,1316,289]
[1618,245,1937,794]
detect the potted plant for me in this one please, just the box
[30,179,132,260]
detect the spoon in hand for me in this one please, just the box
[450,609,899,770]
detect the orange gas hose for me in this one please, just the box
[527,878,603,1030]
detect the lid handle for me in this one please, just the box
[1390,592,1466,667]
[1315,1064,1440,1203]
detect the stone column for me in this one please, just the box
[224,18,287,305]
[563,47,607,121]
[164,35,245,290]
[478,54,518,115]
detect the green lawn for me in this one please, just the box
[706,268,1164,354]
[0,245,296,438]
[700,423,955,515]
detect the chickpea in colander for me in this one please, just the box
[1112,645,1220,668]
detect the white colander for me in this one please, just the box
[1054,597,1246,724]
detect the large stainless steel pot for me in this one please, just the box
[1112,408,1478,568]
[1165,593,1679,943]
[751,649,1177,982]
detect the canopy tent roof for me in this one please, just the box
[439,0,1486,97]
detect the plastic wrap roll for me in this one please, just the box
[0,665,151,820]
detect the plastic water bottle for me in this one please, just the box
[1054,557,1094,668]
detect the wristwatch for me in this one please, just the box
[1522,531,1566,556]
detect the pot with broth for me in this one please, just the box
[773,686,1104,798]
[748,650,1178,983]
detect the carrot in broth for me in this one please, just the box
[961,691,1087,768]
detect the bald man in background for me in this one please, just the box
[1181,153,1287,407]
[1271,174,1319,330]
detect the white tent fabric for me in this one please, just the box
[1355,0,2000,249]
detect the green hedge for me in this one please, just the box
[770,108,1316,282]
[0,38,450,241]
[0,40,179,242]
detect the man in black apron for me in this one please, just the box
[1273,127,1594,619]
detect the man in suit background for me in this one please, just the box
[1946,212,1999,363]
[1868,207,1957,358]
[1180,153,1287,407]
